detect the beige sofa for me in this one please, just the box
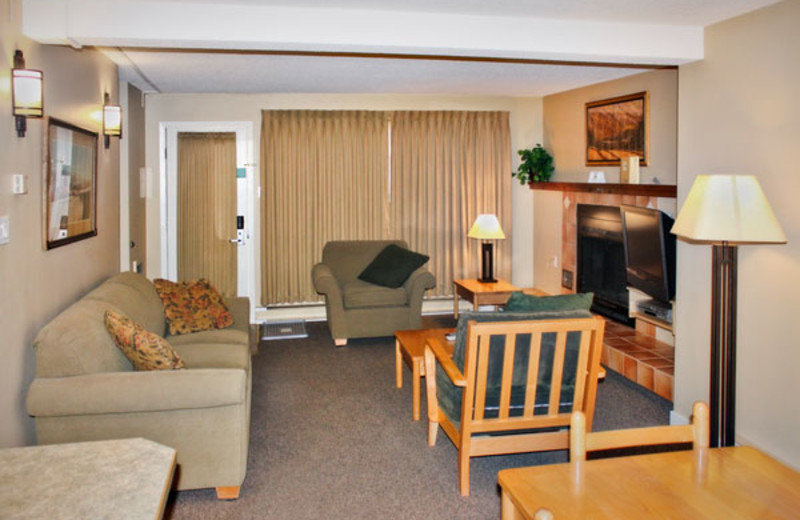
[26,272,252,499]
[312,240,435,345]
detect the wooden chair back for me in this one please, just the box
[461,316,606,435]
[425,314,606,495]
[570,401,710,462]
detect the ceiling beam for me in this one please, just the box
[22,0,703,65]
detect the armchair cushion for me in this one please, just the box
[504,291,594,313]
[343,280,408,308]
[357,244,429,288]
[104,310,185,371]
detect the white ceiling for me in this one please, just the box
[22,0,784,96]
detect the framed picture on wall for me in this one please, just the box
[44,118,98,249]
[586,91,648,166]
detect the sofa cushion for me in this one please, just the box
[504,291,594,313]
[343,280,408,309]
[357,244,430,288]
[104,310,185,371]
[170,342,251,370]
[154,278,234,335]
[34,299,135,378]
[85,272,167,336]
[167,327,249,347]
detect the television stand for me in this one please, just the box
[632,310,673,333]
[628,288,674,344]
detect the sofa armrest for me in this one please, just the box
[27,369,247,418]
[224,296,251,334]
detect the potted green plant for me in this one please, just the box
[512,144,554,184]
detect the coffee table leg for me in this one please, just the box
[412,360,421,421]
[395,339,403,389]
[453,284,459,320]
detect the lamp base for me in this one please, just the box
[478,242,496,284]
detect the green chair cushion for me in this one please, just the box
[357,244,429,289]
[504,291,594,313]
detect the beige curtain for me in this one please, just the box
[390,111,512,298]
[177,132,237,296]
[261,110,389,305]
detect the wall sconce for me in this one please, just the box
[102,92,122,149]
[11,50,44,138]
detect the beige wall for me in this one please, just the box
[0,0,120,447]
[543,69,678,184]
[145,94,543,305]
[676,0,800,467]
[533,69,679,291]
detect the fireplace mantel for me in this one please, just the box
[529,182,676,198]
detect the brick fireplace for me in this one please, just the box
[532,182,677,400]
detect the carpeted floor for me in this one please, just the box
[163,319,671,519]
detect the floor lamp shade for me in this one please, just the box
[671,175,785,448]
[468,214,505,283]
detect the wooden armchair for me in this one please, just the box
[570,401,710,462]
[424,312,606,496]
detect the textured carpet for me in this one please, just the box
[164,319,671,519]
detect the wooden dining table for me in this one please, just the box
[498,446,800,519]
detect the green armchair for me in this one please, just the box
[312,240,435,346]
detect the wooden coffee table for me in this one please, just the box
[395,327,455,421]
[453,278,519,319]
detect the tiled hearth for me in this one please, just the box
[602,319,674,401]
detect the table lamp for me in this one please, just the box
[671,175,785,447]
[468,214,505,283]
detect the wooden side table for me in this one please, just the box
[395,328,455,421]
[453,278,519,319]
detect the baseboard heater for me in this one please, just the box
[261,320,308,341]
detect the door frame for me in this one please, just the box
[159,121,255,304]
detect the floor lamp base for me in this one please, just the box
[710,243,737,448]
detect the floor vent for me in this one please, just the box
[261,320,308,341]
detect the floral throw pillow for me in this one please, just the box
[104,310,185,370]
[153,278,234,336]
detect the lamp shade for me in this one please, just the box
[12,68,44,118]
[671,175,785,244]
[103,105,122,137]
[468,214,505,240]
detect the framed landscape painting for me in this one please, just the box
[45,118,98,249]
[586,91,648,166]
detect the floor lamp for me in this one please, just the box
[671,175,785,447]
[468,214,505,283]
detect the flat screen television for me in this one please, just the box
[620,205,676,303]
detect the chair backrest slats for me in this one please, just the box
[498,332,518,420]
[473,333,491,422]
[523,331,543,419]
[571,330,593,412]
[462,317,605,428]
[547,330,568,416]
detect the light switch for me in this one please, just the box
[0,216,9,245]
[12,174,28,195]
